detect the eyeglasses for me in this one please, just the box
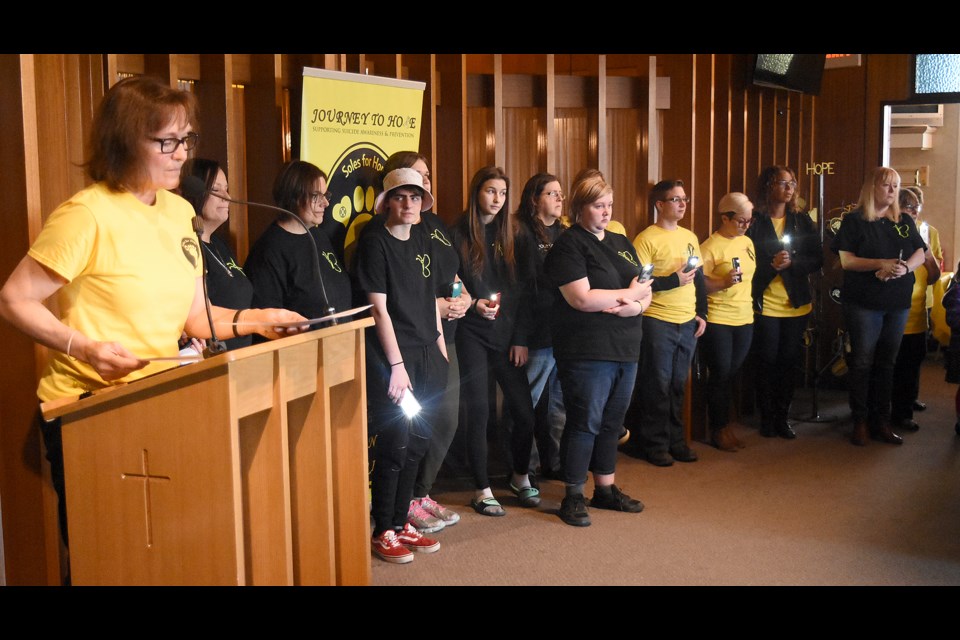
[660,196,690,204]
[902,204,918,213]
[148,132,199,154]
[544,190,565,200]
[310,191,332,206]
[733,217,754,226]
[772,180,798,189]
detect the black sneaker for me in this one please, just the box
[558,494,591,527]
[590,485,644,513]
[669,445,698,463]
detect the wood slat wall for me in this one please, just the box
[0,53,918,584]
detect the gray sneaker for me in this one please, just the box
[407,499,446,534]
[418,496,460,526]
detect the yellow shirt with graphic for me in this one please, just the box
[762,216,812,318]
[29,183,203,401]
[701,232,756,326]
[633,224,701,324]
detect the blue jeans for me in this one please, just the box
[557,359,637,485]
[843,303,909,425]
[636,316,698,454]
[526,347,566,472]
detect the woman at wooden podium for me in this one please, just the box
[0,76,307,547]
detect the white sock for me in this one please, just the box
[512,473,531,489]
[476,487,494,500]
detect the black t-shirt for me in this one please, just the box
[203,233,254,350]
[356,221,440,349]
[244,221,353,321]
[450,215,534,351]
[520,220,565,350]
[420,212,462,344]
[544,224,643,362]
[831,209,926,310]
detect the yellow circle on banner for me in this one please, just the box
[365,186,376,212]
[353,186,365,213]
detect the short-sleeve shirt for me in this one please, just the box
[29,183,203,401]
[544,224,643,362]
[831,209,927,311]
[633,224,702,324]
[356,221,439,349]
[700,232,756,326]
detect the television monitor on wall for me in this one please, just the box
[751,54,826,95]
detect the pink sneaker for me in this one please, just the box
[419,495,460,526]
[372,529,414,564]
[396,523,440,553]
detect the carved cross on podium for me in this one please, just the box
[121,449,170,548]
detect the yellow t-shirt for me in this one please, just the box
[924,223,943,310]
[606,220,627,236]
[633,224,702,324]
[762,216,812,318]
[29,183,203,401]
[905,223,944,334]
[700,232,756,326]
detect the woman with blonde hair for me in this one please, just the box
[544,173,651,526]
[831,167,926,446]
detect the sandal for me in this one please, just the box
[509,482,541,508]
[470,497,506,517]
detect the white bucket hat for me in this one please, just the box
[374,167,435,214]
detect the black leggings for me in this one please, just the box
[456,335,534,490]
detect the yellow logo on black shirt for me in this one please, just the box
[417,254,431,278]
[618,250,638,266]
[323,251,342,273]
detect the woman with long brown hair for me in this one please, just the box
[451,166,538,516]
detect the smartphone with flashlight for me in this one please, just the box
[399,390,422,419]
[731,257,742,283]
[639,263,655,282]
[489,292,501,318]
[682,255,700,273]
[450,281,462,298]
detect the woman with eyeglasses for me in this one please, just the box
[244,160,353,334]
[890,187,941,433]
[630,179,706,467]
[544,173,651,526]
[179,158,254,350]
[832,167,926,446]
[0,76,307,547]
[747,165,822,439]
[512,173,568,479]
[451,166,538,517]
[700,193,757,451]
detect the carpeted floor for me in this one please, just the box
[372,359,960,585]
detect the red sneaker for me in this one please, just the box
[396,523,440,553]
[372,529,414,564]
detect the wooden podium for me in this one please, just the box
[42,317,374,586]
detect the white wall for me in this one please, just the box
[891,103,959,269]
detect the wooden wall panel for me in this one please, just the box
[244,55,285,255]
[434,54,466,224]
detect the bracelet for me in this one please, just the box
[473,299,481,313]
[390,361,404,367]
[232,309,244,338]
[66,330,77,360]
